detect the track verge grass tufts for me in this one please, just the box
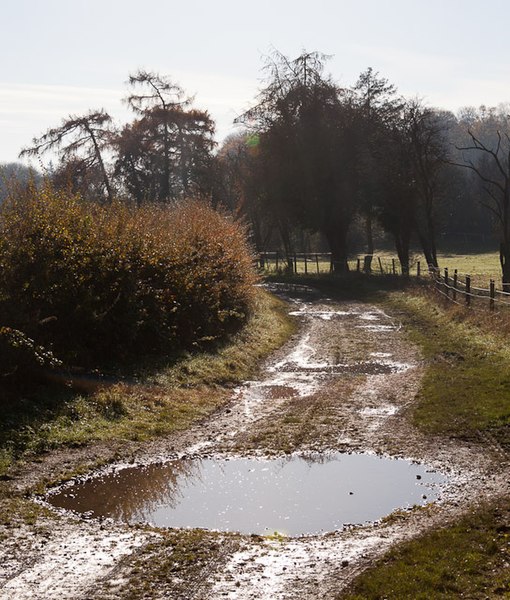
[385,289,510,448]
[0,289,294,476]
[341,498,510,599]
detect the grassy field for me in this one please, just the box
[435,251,501,287]
[259,250,502,284]
[373,250,501,284]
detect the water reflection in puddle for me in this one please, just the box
[46,454,445,536]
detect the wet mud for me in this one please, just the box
[1,283,509,600]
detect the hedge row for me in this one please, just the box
[0,187,257,369]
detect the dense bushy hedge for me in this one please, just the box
[0,187,256,367]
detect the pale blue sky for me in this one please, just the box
[2,0,510,162]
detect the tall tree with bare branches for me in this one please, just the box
[20,110,114,202]
[452,111,510,288]
[238,50,359,271]
[352,67,403,271]
[404,100,450,268]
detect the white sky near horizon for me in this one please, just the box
[2,0,510,164]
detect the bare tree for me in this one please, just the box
[237,50,358,272]
[405,100,450,268]
[452,124,510,289]
[20,110,114,202]
[376,118,418,276]
[352,67,404,271]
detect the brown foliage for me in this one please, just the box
[0,186,256,367]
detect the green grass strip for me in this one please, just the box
[386,292,510,444]
[342,499,510,599]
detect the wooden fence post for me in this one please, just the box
[294,253,297,274]
[363,255,373,274]
[357,258,361,272]
[453,269,458,302]
[466,275,471,306]
[490,279,495,311]
[378,257,384,274]
[392,258,396,275]
[444,268,449,298]
[304,253,308,275]
[417,261,421,277]
[330,255,333,273]
[275,252,279,272]
[315,253,319,274]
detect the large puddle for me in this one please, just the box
[46,454,445,536]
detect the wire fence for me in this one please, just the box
[256,252,510,312]
[255,252,424,276]
[429,266,510,310]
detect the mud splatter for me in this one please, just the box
[2,283,508,600]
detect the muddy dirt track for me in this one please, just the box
[1,283,508,599]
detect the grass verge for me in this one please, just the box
[341,498,510,599]
[0,288,295,477]
[384,288,510,447]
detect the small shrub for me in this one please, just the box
[93,386,128,420]
[0,326,62,379]
[0,186,257,367]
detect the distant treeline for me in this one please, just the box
[5,52,510,283]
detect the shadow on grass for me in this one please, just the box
[263,271,424,303]
[0,381,80,473]
[0,289,293,475]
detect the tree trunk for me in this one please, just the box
[128,156,144,206]
[500,241,510,292]
[394,231,410,277]
[324,226,350,273]
[86,125,113,203]
[418,232,438,269]
[365,211,374,254]
[364,212,374,273]
[501,189,510,291]
[278,221,294,274]
[160,114,171,201]
[428,223,438,267]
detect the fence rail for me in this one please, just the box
[255,252,423,276]
[429,267,510,310]
[256,252,510,312]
